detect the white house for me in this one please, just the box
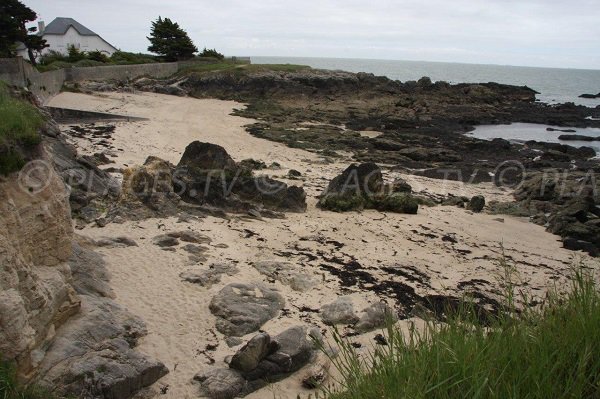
[17,17,118,58]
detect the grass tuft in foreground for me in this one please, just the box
[323,265,600,399]
[0,359,62,399]
[0,83,43,175]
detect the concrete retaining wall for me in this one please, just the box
[0,57,205,103]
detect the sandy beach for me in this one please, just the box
[48,91,586,398]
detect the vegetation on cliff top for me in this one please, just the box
[324,264,600,398]
[0,83,43,175]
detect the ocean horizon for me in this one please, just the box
[252,56,600,107]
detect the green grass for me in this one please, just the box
[179,62,311,77]
[323,263,600,399]
[0,359,62,399]
[0,83,43,175]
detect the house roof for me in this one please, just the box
[43,17,98,36]
[41,17,118,51]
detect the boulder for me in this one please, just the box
[229,333,278,373]
[193,368,246,399]
[320,297,359,325]
[244,326,321,381]
[467,195,486,213]
[152,234,179,247]
[209,283,285,336]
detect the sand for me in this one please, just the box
[50,91,588,398]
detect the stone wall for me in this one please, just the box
[0,57,178,103]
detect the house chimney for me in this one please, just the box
[38,21,45,34]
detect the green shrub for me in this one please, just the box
[199,48,225,60]
[86,50,110,63]
[73,59,104,68]
[39,50,68,65]
[110,51,158,65]
[323,265,600,399]
[66,45,86,63]
[0,83,43,175]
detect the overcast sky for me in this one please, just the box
[23,0,600,69]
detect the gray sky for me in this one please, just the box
[24,0,600,69]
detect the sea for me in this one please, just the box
[251,56,600,152]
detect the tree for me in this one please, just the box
[147,17,197,61]
[0,0,48,65]
[199,48,224,60]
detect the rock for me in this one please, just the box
[0,154,79,373]
[152,234,179,247]
[239,158,267,170]
[70,243,114,298]
[193,368,246,399]
[244,326,321,381]
[301,352,332,389]
[442,195,469,207]
[355,302,397,332]
[579,93,600,99]
[319,163,419,213]
[177,141,238,171]
[548,128,577,133]
[209,283,285,336]
[174,141,307,213]
[180,263,239,288]
[287,169,302,178]
[95,236,138,248]
[167,230,212,244]
[563,238,599,257]
[321,163,383,199]
[230,333,278,373]
[467,195,486,213]
[320,297,359,325]
[558,134,599,141]
[391,178,412,193]
[182,244,210,255]
[225,337,244,348]
[252,260,317,292]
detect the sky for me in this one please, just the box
[23,0,600,69]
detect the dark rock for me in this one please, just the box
[177,141,237,171]
[467,195,486,213]
[579,93,600,99]
[230,333,278,373]
[563,238,599,257]
[287,169,302,178]
[152,235,179,247]
[558,134,599,141]
[209,283,285,336]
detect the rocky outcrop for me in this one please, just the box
[318,163,419,213]
[0,148,79,376]
[194,326,327,398]
[174,141,307,213]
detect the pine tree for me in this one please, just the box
[0,0,48,65]
[147,17,198,61]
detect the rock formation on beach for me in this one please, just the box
[2,64,599,399]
